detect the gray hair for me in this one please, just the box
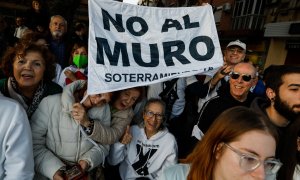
[50,15,67,26]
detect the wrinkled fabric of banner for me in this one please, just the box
[88,0,223,94]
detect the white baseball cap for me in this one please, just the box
[227,39,246,50]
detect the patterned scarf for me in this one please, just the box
[10,77,45,118]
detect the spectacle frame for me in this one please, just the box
[224,143,282,175]
[144,111,164,120]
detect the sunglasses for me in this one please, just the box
[230,72,254,82]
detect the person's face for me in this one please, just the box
[214,130,277,180]
[73,46,87,57]
[229,63,257,101]
[32,1,40,11]
[16,17,23,26]
[113,88,140,111]
[82,92,112,109]
[13,51,46,91]
[143,102,164,138]
[224,46,245,66]
[49,17,66,39]
[273,73,300,120]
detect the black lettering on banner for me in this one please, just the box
[113,74,122,82]
[163,40,190,66]
[102,9,125,32]
[96,36,215,67]
[145,73,152,82]
[161,15,199,32]
[161,19,183,32]
[96,37,130,66]
[104,73,182,82]
[123,74,129,82]
[105,73,112,82]
[137,74,144,82]
[183,14,199,29]
[152,73,159,80]
[129,74,136,82]
[160,73,170,78]
[126,17,148,36]
[189,36,214,61]
[132,43,159,67]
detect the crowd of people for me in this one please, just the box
[0,0,300,180]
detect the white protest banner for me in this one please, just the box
[88,0,223,94]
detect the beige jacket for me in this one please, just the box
[90,108,134,144]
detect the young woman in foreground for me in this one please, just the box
[160,106,282,180]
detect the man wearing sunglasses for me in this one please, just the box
[180,40,247,158]
[186,39,247,112]
[194,62,257,134]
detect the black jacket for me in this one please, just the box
[197,86,256,133]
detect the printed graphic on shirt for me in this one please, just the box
[131,142,158,176]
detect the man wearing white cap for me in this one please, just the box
[209,39,246,88]
[224,39,246,65]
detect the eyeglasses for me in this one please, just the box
[227,48,244,54]
[144,111,164,120]
[230,72,254,82]
[224,143,282,175]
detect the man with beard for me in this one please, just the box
[250,65,300,155]
[48,15,69,69]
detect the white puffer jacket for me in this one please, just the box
[31,80,110,179]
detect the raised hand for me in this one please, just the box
[72,103,90,127]
[120,125,132,145]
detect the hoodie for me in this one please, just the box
[108,125,178,180]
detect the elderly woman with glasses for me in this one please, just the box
[160,106,282,180]
[108,98,178,180]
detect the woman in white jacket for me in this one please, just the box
[31,80,112,179]
[108,98,178,180]
[0,95,34,180]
